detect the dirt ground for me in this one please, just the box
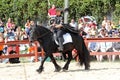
[0,61,120,80]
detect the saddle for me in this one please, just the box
[54,33,73,45]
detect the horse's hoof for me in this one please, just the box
[62,66,68,71]
[36,69,42,73]
[85,67,90,70]
[62,68,68,72]
[54,66,61,72]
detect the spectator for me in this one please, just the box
[78,19,84,30]
[48,4,56,18]
[9,50,20,63]
[79,27,87,37]
[11,21,16,31]
[7,29,15,41]
[3,27,8,54]
[109,28,119,38]
[0,33,4,56]
[30,20,35,27]
[101,16,108,28]
[88,35,100,60]
[112,42,120,61]
[96,29,105,61]
[6,28,18,62]
[0,33,9,63]
[29,20,35,31]
[101,16,112,33]
[21,30,29,40]
[89,21,97,29]
[89,25,98,37]
[25,19,31,36]
[97,29,113,61]
[6,18,12,29]
[106,20,112,33]
[0,18,4,33]
[15,26,22,40]
[84,23,91,38]
[111,21,117,29]
[27,42,42,62]
[19,28,29,51]
[69,19,78,30]
[88,35,99,52]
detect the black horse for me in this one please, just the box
[29,24,90,73]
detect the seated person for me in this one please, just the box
[98,41,113,61]
[0,35,4,56]
[69,19,78,30]
[48,4,56,18]
[112,42,120,61]
[88,35,100,60]
[54,24,66,52]
[88,42,100,52]
[51,23,79,52]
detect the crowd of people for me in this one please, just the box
[0,18,38,63]
[77,16,120,62]
[0,4,120,63]
[48,4,120,62]
[68,16,120,62]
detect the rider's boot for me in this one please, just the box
[58,38,63,52]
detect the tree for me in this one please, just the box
[0,0,119,27]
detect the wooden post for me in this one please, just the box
[64,0,69,24]
[34,42,38,62]
[41,48,44,58]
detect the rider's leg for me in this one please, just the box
[58,37,64,51]
[57,30,64,51]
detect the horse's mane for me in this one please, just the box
[62,24,79,34]
[33,25,52,39]
[37,25,51,31]
[35,25,52,33]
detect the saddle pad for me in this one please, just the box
[55,33,73,45]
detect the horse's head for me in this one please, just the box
[29,25,37,45]
[29,24,52,45]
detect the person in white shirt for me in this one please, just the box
[69,19,78,30]
[97,29,113,61]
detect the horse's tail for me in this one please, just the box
[79,37,90,67]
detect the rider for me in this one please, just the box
[51,22,65,52]
[56,24,66,52]
[48,5,65,52]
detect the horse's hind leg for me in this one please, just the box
[63,51,72,71]
[49,54,61,72]
[84,54,90,70]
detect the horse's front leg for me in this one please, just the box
[36,54,48,73]
[63,51,72,71]
[49,54,61,72]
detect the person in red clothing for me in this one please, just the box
[48,4,56,18]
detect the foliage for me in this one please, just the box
[0,0,120,27]
[0,0,48,27]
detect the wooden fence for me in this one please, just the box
[0,40,44,62]
[0,38,120,62]
[84,37,120,55]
